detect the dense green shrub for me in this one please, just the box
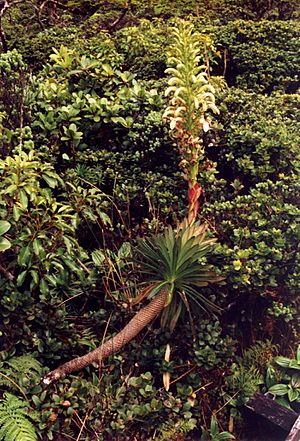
[26,45,185,229]
[207,177,299,288]
[216,89,300,184]
[197,19,300,92]
[0,146,105,357]
[115,20,168,79]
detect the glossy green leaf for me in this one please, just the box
[289,360,300,371]
[17,270,27,287]
[288,388,299,402]
[274,356,292,368]
[13,205,22,221]
[42,174,57,188]
[0,237,11,251]
[18,246,31,266]
[0,221,11,236]
[218,433,235,440]
[30,270,39,286]
[268,384,289,396]
[19,190,28,209]
[39,279,49,295]
[275,397,293,410]
[32,239,44,258]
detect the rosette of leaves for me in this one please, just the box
[44,220,222,383]
[135,219,223,332]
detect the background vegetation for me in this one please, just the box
[0,0,299,440]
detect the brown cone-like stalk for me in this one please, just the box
[43,289,168,384]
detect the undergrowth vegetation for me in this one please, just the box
[0,0,299,440]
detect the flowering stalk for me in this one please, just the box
[163,21,219,224]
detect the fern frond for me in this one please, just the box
[6,356,42,377]
[242,340,278,370]
[0,356,43,392]
[157,418,197,440]
[0,393,38,441]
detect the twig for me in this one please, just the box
[215,390,240,414]
[56,292,86,308]
[194,381,214,394]
[75,412,88,441]
[169,366,196,385]
[98,313,113,374]
[59,432,76,441]
[0,262,14,281]
[223,48,228,78]
[18,71,25,149]
[0,372,28,402]
[76,258,91,274]
[108,0,131,32]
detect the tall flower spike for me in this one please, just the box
[163,20,219,224]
